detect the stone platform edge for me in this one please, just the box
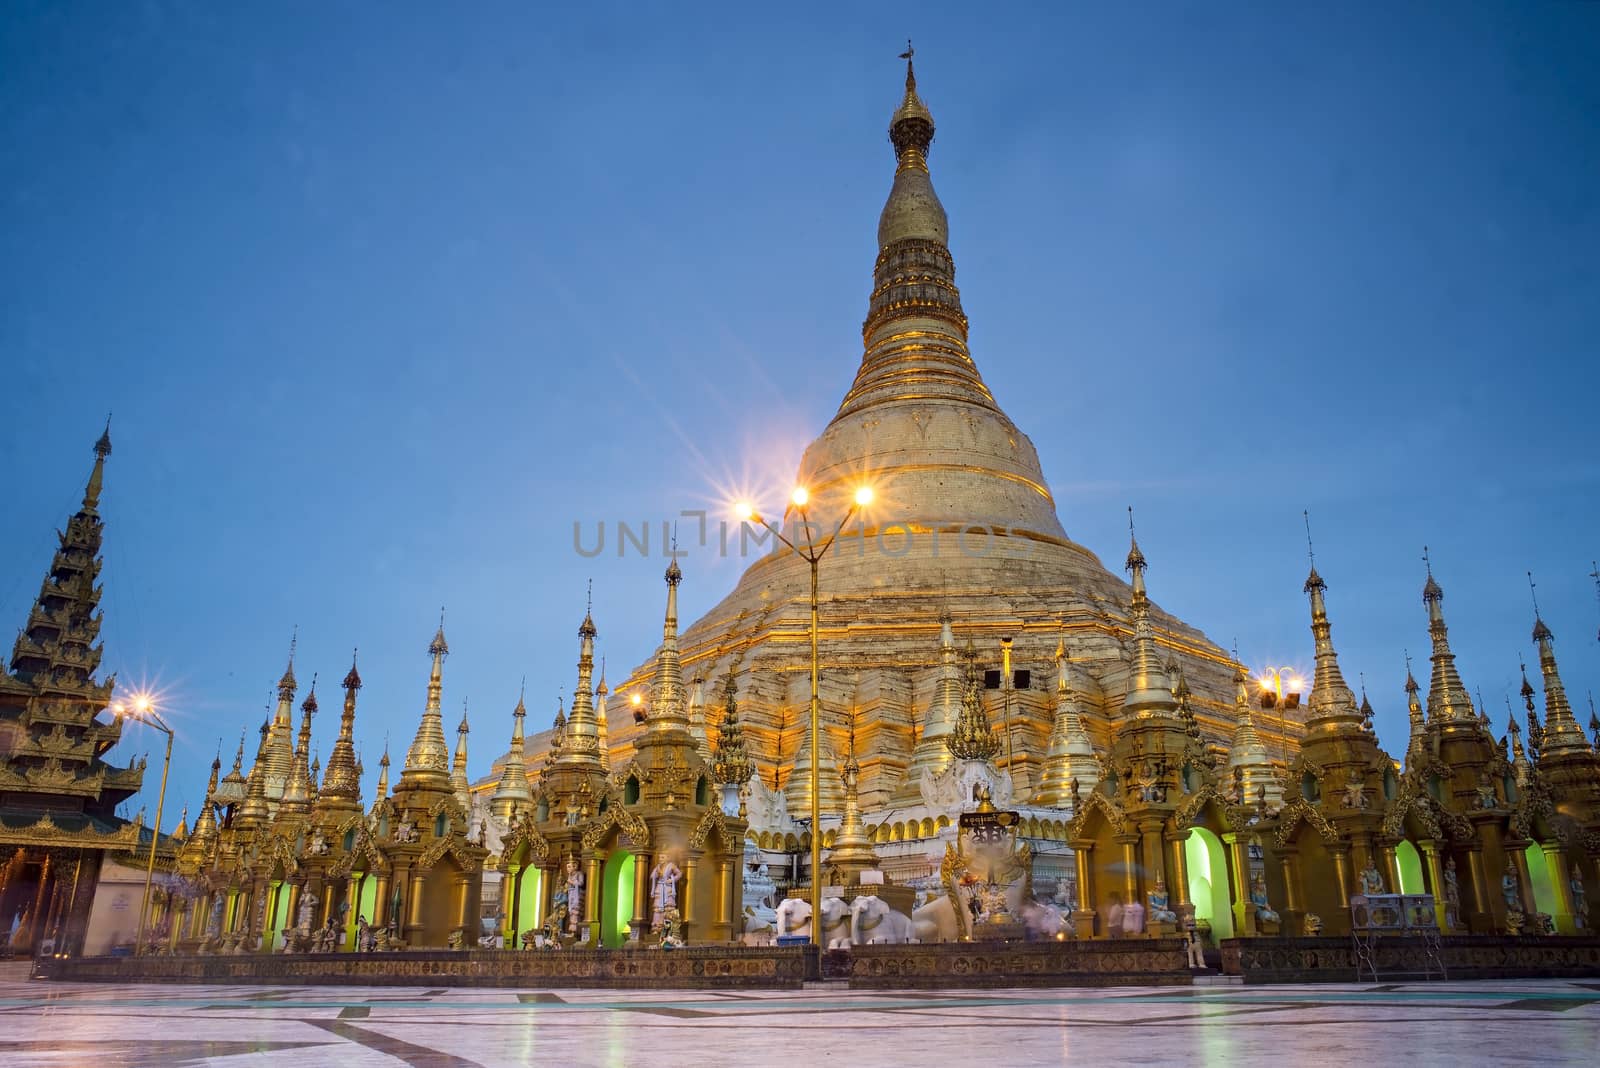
[30,944,821,990]
[1221,935,1600,984]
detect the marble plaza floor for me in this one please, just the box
[0,965,1597,1067]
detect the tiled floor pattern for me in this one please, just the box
[0,969,1596,1067]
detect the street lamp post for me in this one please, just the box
[737,483,872,941]
[118,696,174,957]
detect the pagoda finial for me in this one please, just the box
[402,615,452,779]
[1589,561,1600,642]
[277,627,299,698]
[83,415,112,510]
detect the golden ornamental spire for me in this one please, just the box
[555,594,604,765]
[1420,549,1475,726]
[1227,660,1282,807]
[262,632,299,803]
[829,712,880,879]
[280,675,318,812]
[401,612,452,779]
[1120,513,1175,718]
[373,744,391,805]
[491,683,533,817]
[1403,653,1428,768]
[946,644,1000,761]
[235,720,273,826]
[594,658,610,769]
[320,651,363,801]
[646,556,690,733]
[1303,552,1360,727]
[450,699,472,810]
[1529,592,1588,756]
[1032,637,1100,805]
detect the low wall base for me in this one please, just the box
[1221,935,1600,984]
[847,939,1192,988]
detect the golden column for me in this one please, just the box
[1166,831,1191,908]
[1419,842,1450,932]
[632,852,649,939]
[1072,845,1096,938]
[584,854,602,945]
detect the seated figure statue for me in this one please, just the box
[1250,874,1280,928]
[1147,879,1177,925]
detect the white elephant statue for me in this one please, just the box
[775,897,811,938]
[775,896,852,947]
[741,904,777,946]
[850,895,915,945]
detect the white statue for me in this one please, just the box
[850,895,915,945]
[649,855,682,932]
[564,856,585,936]
[741,904,777,946]
[1121,899,1145,935]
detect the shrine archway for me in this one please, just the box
[1184,828,1233,940]
[602,850,636,948]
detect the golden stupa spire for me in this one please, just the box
[646,554,690,733]
[235,719,273,826]
[372,742,391,806]
[280,674,318,812]
[1120,510,1176,717]
[555,586,604,764]
[594,657,610,769]
[1302,530,1360,727]
[1403,652,1428,768]
[320,651,363,801]
[451,699,472,811]
[687,673,712,761]
[1528,574,1588,756]
[1227,657,1282,807]
[1032,634,1100,805]
[190,750,222,845]
[1420,548,1475,726]
[491,681,533,819]
[829,711,880,880]
[262,631,299,802]
[401,611,452,780]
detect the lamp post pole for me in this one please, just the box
[739,485,871,941]
[131,707,174,958]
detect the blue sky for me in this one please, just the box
[3,2,1598,823]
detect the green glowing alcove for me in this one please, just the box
[602,851,636,947]
[1185,828,1233,939]
[1395,840,1425,894]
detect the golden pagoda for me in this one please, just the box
[574,56,1270,847]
